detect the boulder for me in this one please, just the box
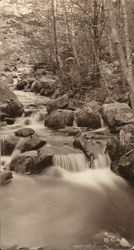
[16,80,28,90]
[24,118,32,125]
[77,107,101,129]
[30,81,42,93]
[73,137,91,160]
[6,99,24,117]
[118,152,134,180]
[113,123,134,134]
[9,151,39,173]
[15,128,35,137]
[4,117,15,125]
[16,133,46,153]
[46,94,69,113]
[0,170,13,184]
[9,148,53,174]
[40,76,56,96]
[1,135,19,155]
[45,109,74,129]
[100,103,134,127]
[40,85,55,97]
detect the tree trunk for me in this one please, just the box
[92,0,100,79]
[64,1,82,75]
[51,0,64,82]
[109,0,134,112]
[121,0,134,111]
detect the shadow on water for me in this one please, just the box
[1,168,134,248]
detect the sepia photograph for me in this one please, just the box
[0,0,134,249]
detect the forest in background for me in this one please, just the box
[0,0,134,109]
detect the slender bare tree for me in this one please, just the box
[109,0,134,111]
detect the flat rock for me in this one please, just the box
[58,127,82,136]
[15,128,35,137]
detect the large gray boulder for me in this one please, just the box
[46,94,69,113]
[5,99,24,117]
[0,82,24,118]
[9,151,39,173]
[77,107,101,129]
[1,135,19,155]
[45,109,74,129]
[40,78,55,96]
[100,103,134,127]
[9,146,54,174]
[16,133,46,153]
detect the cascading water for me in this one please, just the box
[53,153,90,172]
[1,89,134,249]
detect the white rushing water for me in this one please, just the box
[53,153,90,172]
[1,89,134,248]
[1,169,134,248]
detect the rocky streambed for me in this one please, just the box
[1,69,134,250]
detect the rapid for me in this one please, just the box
[1,87,134,248]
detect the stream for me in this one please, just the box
[1,87,134,248]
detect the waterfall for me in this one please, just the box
[92,153,111,169]
[53,153,90,172]
[100,115,106,128]
[73,111,78,127]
